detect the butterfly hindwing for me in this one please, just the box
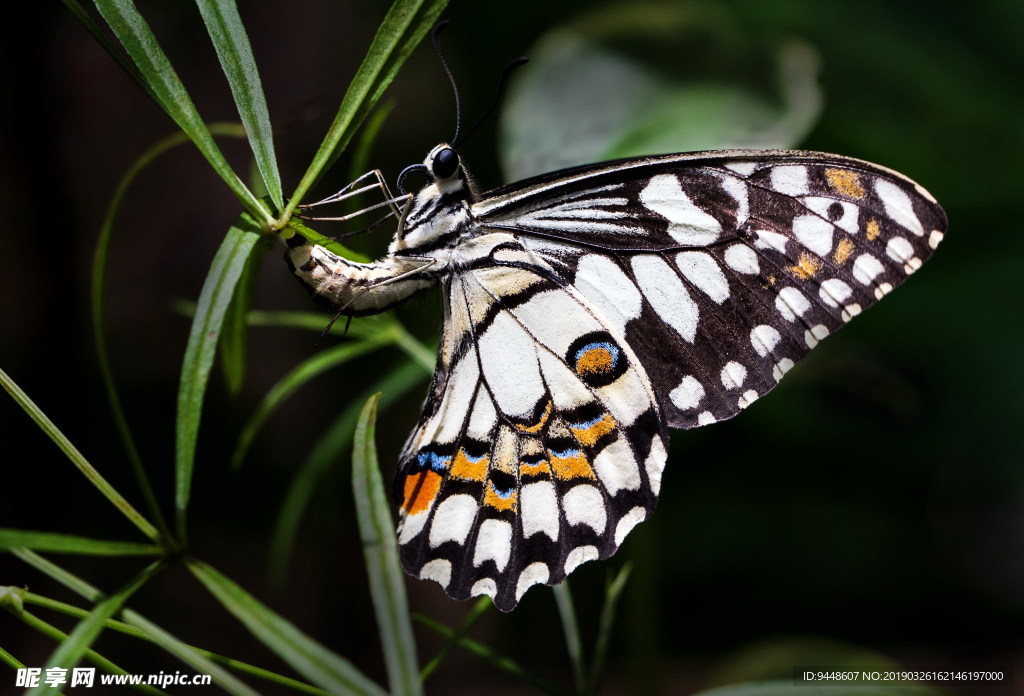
[395,245,666,611]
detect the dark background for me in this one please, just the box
[1,1,1021,694]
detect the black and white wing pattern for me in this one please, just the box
[391,150,945,611]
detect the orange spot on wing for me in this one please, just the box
[833,237,855,265]
[576,347,614,376]
[569,414,616,447]
[789,253,821,280]
[484,484,518,511]
[519,459,552,477]
[866,218,881,241]
[550,450,596,480]
[451,450,488,481]
[826,168,865,199]
[402,470,441,515]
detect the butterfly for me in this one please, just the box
[286,144,946,611]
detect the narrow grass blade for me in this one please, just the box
[12,550,261,696]
[27,561,163,696]
[230,338,388,470]
[586,563,632,694]
[219,235,274,397]
[284,218,370,262]
[421,596,490,680]
[286,0,451,213]
[553,581,586,695]
[16,590,328,696]
[352,395,421,696]
[0,368,159,543]
[246,307,399,342]
[344,102,395,218]
[91,0,272,226]
[92,125,248,542]
[414,614,560,696]
[0,645,25,670]
[11,609,166,696]
[0,530,161,556]
[175,216,262,542]
[196,0,283,209]
[268,360,428,590]
[186,558,387,696]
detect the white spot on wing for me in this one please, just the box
[676,251,730,303]
[429,494,477,547]
[614,507,647,546]
[564,546,600,574]
[755,229,789,254]
[770,165,809,195]
[804,324,830,348]
[725,161,757,176]
[473,519,513,572]
[853,254,885,286]
[478,313,544,418]
[793,214,834,256]
[719,174,749,226]
[875,179,924,236]
[574,255,642,333]
[738,389,759,409]
[515,562,550,600]
[592,437,641,495]
[398,509,429,544]
[670,375,705,410]
[724,244,760,274]
[721,361,747,389]
[775,287,811,321]
[521,481,559,541]
[750,325,781,357]
[773,358,795,381]
[419,559,452,587]
[563,485,607,533]
[645,436,667,496]
[928,230,944,249]
[632,255,699,342]
[640,174,721,246]
[802,196,859,234]
[697,411,716,425]
[471,578,497,598]
[819,278,853,308]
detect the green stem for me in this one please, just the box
[420,597,490,681]
[9,609,167,696]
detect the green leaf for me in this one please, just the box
[186,558,387,696]
[175,216,262,542]
[0,529,162,556]
[0,368,160,543]
[13,549,262,696]
[27,561,163,696]
[552,582,586,695]
[12,608,167,696]
[91,0,272,226]
[196,0,283,210]
[219,235,274,397]
[268,360,428,590]
[352,395,421,696]
[17,589,329,696]
[284,218,371,263]
[285,0,451,213]
[231,338,388,470]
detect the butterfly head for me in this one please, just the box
[422,143,469,195]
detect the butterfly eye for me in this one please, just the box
[432,147,460,179]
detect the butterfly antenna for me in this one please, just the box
[453,57,528,149]
[432,20,462,144]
